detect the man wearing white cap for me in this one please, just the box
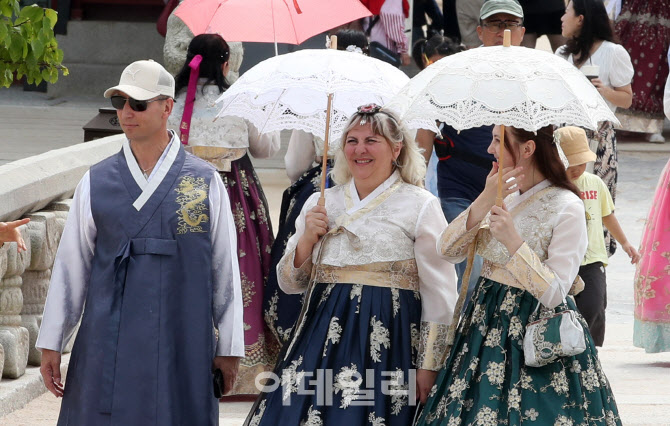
[36,60,244,425]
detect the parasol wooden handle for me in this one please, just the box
[318,92,334,206]
[329,35,337,49]
[496,124,505,207]
[503,28,511,47]
[495,30,512,207]
[317,35,338,207]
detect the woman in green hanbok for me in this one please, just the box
[417,125,622,425]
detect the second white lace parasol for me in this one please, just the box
[384,44,619,134]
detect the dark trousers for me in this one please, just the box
[575,262,607,346]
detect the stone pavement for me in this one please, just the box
[1,88,670,425]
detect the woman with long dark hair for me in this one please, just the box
[417,125,622,425]
[556,0,634,256]
[556,0,634,257]
[168,33,281,395]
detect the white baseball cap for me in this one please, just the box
[104,59,175,100]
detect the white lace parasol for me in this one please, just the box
[215,49,410,141]
[384,45,619,133]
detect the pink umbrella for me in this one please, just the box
[175,0,372,53]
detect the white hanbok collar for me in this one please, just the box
[345,170,401,214]
[123,130,181,211]
[506,179,551,211]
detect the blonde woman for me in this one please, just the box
[246,105,458,425]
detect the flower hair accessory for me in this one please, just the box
[357,103,382,114]
[357,103,382,125]
[346,45,363,54]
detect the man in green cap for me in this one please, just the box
[477,0,526,46]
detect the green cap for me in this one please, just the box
[479,0,524,20]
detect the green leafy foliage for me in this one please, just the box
[0,0,67,88]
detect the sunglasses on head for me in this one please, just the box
[110,95,169,112]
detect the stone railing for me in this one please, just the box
[0,135,123,380]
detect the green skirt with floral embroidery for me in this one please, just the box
[417,278,622,426]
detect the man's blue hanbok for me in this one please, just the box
[37,136,244,425]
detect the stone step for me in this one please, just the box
[49,21,165,97]
[48,63,127,98]
[55,21,164,65]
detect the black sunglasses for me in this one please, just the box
[110,95,169,112]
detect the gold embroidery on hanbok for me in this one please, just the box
[318,284,335,306]
[277,249,312,294]
[368,412,385,426]
[554,414,574,426]
[484,361,505,386]
[542,369,569,395]
[248,399,266,426]
[387,368,409,415]
[580,359,601,392]
[569,360,582,374]
[277,326,292,343]
[446,416,461,426]
[500,291,517,313]
[410,323,420,355]
[280,356,306,400]
[323,317,342,357]
[286,197,297,221]
[333,364,362,408]
[265,291,279,324]
[474,406,498,426]
[303,405,323,426]
[523,408,539,421]
[439,186,580,300]
[417,321,450,371]
[391,288,400,317]
[483,328,502,348]
[369,316,390,362]
[508,387,521,411]
[424,397,449,423]
[257,202,268,226]
[448,377,468,400]
[350,284,363,313]
[508,316,523,340]
[239,169,250,196]
[175,176,209,234]
[232,202,246,232]
[314,261,420,291]
[241,272,255,308]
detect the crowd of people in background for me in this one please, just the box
[2,0,663,425]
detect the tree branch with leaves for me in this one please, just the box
[0,0,68,88]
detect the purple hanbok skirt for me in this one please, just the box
[219,154,280,394]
